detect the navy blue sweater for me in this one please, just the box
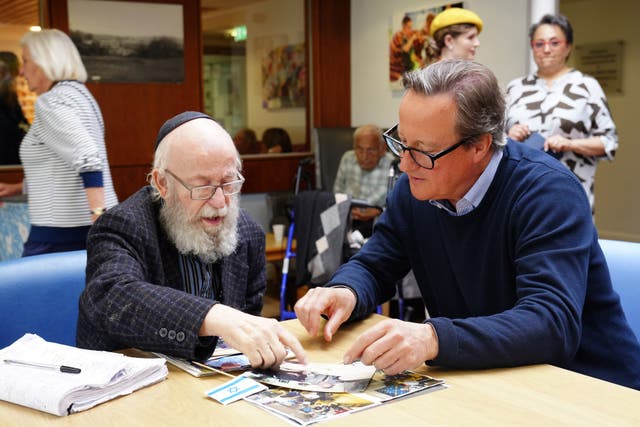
[329,141,640,390]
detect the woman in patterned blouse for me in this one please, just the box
[505,14,618,213]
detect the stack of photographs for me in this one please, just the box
[243,362,445,426]
[156,339,294,377]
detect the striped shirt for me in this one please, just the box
[178,254,222,301]
[20,80,118,227]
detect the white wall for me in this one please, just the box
[245,0,306,145]
[350,0,529,128]
[562,0,640,241]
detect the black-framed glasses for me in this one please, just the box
[383,124,470,170]
[164,169,245,199]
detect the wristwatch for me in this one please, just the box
[90,207,106,216]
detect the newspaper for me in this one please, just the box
[0,334,167,416]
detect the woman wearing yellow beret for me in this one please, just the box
[426,7,483,63]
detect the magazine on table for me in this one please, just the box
[244,369,445,426]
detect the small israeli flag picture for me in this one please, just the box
[205,375,267,405]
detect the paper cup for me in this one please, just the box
[272,224,285,245]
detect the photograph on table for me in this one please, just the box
[243,361,376,393]
[245,388,379,426]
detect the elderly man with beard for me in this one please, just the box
[77,111,306,368]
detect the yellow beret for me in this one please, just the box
[430,8,483,36]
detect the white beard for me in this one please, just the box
[160,192,240,263]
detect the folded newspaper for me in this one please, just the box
[0,334,168,416]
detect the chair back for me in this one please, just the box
[599,239,640,340]
[312,127,356,191]
[279,191,352,320]
[0,250,87,348]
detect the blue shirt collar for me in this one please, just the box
[430,148,503,216]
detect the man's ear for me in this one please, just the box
[471,134,493,163]
[152,169,169,199]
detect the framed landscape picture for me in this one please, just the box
[68,0,184,83]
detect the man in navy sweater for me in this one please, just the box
[294,59,640,390]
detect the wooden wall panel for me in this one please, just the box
[0,169,24,184]
[310,0,350,128]
[241,153,314,193]
[0,0,40,26]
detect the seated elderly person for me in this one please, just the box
[333,124,394,238]
[77,112,306,368]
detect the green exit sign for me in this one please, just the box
[232,25,247,42]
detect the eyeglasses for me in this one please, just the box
[164,169,245,199]
[383,124,470,170]
[531,38,565,51]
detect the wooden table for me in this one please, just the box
[1,315,638,426]
[265,231,295,262]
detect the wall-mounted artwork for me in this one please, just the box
[68,0,184,83]
[261,43,306,110]
[389,2,463,90]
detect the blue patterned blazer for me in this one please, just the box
[76,186,266,360]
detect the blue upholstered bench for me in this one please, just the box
[599,239,640,342]
[0,250,87,348]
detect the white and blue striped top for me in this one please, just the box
[20,80,118,227]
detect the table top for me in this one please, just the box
[265,231,294,262]
[1,315,638,426]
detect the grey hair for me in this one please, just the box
[402,59,506,149]
[353,124,384,146]
[147,133,243,200]
[21,29,87,82]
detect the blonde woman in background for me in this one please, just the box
[0,29,118,256]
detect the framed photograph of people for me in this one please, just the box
[388,2,463,90]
